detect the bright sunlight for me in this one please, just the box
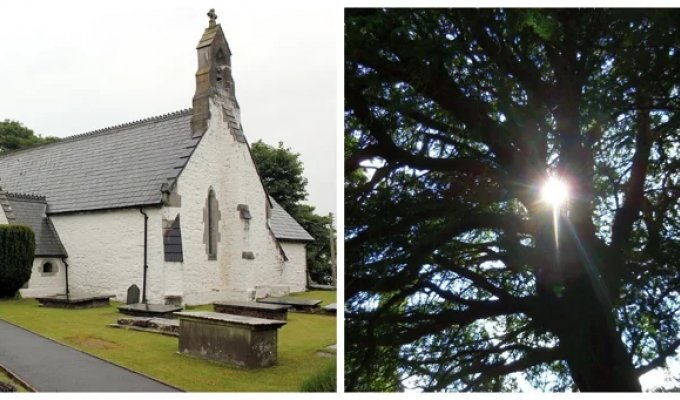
[541,176,569,207]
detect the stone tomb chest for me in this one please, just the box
[213,301,290,321]
[175,311,287,368]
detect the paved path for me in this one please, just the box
[0,320,179,392]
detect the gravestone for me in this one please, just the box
[175,311,286,368]
[127,284,140,305]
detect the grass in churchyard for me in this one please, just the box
[0,291,336,392]
[0,370,29,392]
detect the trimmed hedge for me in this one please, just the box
[0,225,35,298]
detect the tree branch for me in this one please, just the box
[635,339,680,377]
[611,97,654,252]
[345,84,500,175]
[347,46,515,164]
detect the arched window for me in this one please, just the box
[41,261,56,275]
[207,189,218,259]
[43,262,53,273]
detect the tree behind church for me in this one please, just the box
[0,120,59,154]
[251,140,334,284]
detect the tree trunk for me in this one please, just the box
[533,202,641,391]
[551,216,641,392]
[556,282,641,392]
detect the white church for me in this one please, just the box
[0,10,314,306]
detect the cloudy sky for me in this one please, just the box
[0,0,337,216]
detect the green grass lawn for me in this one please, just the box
[0,291,336,392]
[0,370,29,392]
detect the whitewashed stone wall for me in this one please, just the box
[48,208,166,303]
[15,97,308,305]
[281,242,308,292]
[19,257,66,298]
[168,98,290,305]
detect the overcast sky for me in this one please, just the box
[0,0,337,216]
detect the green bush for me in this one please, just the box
[0,225,35,298]
[300,360,336,392]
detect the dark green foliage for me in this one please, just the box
[251,140,308,212]
[0,225,35,298]
[299,360,336,392]
[346,9,680,392]
[0,120,59,154]
[294,205,333,285]
[251,140,335,284]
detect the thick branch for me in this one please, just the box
[345,85,499,175]
[424,347,561,392]
[347,47,515,164]
[462,348,562,392]
[352,298,531,347]
[611,99,653,252]
[635,339,680,377]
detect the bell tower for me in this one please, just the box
[191,9,238,137]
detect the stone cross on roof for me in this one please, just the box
[207,8,217,27]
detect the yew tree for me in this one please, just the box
[251,139,334,284]
[345,9,680,392]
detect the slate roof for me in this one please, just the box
[0,109,313,245]
[4,193,67,257]
[0,110,199,214]
[269,197,314,242]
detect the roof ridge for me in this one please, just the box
[0,108,193,159]
[65,108,193,141]
[5,192,46,202]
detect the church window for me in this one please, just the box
[41,261,56,275]
[203,187,221,259]
[207,189,218,259]
[237,204,251,220]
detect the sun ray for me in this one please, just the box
[542,176,569,253]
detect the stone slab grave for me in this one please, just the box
[175,311,286,368]
[36,293,115,309]
[213,301,290,321]
[308,283,336,291]
[109,317,179,337]
[257,297,323,313]
[118,303,182,319]
[323,303,337,315]
[316,344,337,358]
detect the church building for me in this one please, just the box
[0,10,313,305]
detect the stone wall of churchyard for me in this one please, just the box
[280,242,308,292]
[19,257,66,298]
[168,97,302,306]
[48,208,166,303]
